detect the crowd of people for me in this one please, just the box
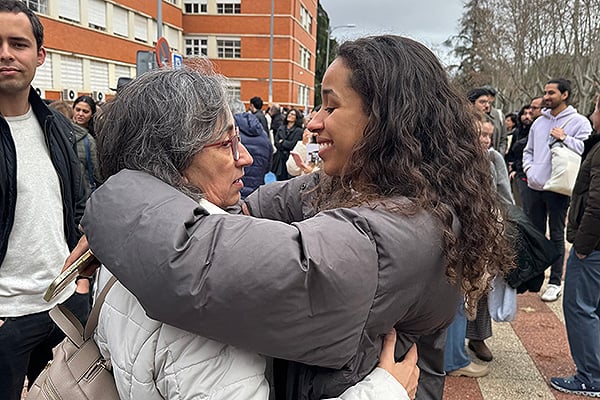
[1,0,599,399]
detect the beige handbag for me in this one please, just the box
[26,277,119,400]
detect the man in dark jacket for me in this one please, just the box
[550,98,600,397]
[0,3,89,399]
[231,100,273,198]
[249,96,269,133]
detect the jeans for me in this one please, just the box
[525,188,570,286]
[0,292,90,400]
[563,248,600,386]
[444,303,470,373]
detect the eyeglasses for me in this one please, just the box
[204,127,240,161]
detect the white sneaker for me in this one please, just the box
[541,284,561,302]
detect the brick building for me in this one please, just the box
[27,0,317,109]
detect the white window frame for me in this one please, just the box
[216,0,241,14]
[24,0,48,15]
[61,56,83,89]
[227,80,241,101]
[88,0,106,31]
[112,6,129,37]
[185,36,208,56]
[298,85,309,108]
[217,38,241,58]
[58,0,80,23]
[134,14,148,42]
[90,60,109,92]
[184,0,207,13]
[300,5,312,33]
[299,46,310,69]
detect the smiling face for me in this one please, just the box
[182,112,253,208]
[543,83,568,112]
[307,59,368,176]
[73,101,93,126]
[0,11,45,103]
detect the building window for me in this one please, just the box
[216,0,240,14]
[185,37,207,56]
[134,14,148,43]
[298,85,310,108]
[184,0,207,13]
[24,0,48,14]
[165,0,178,4]
[58,0,80,23]
[299,46,310,69]
[88,0,106,31]
[113,6,129,37]
[217,38,241,58]
[227,80,241,101]
[300,5,312,33]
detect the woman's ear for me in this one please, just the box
[181,174,190,184]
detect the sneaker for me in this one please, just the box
[550,376,600,397]
[447,362,490,378]
[541,284,561,302]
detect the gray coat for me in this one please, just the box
[82,170,461,399]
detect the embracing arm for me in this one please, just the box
[82,170,378,368]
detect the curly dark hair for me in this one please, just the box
[313,35,514,317]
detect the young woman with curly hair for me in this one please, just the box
[77,35,513,400]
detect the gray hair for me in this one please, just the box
[229,98,246,115]
[96,64,229,200]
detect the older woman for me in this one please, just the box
[79,36,512,399]
[87,66,416,400]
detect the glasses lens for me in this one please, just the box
[232,129,240,161]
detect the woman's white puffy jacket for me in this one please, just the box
[94,271,408,400]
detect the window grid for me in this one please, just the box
[300,5,312,33]
[217,39,241,58]
[216,3,240,14]
[185,37,208,56]
[299,46,310,69]
[184,1,207,13]
[25,0,48,14]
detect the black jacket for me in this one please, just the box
[0,88,86,266]
[567,134,600,254]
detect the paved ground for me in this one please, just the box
[443,279,580,400]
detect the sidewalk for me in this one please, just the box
[443,281,580,400]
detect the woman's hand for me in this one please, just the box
[62,234,100,277]
[378,330,419,399]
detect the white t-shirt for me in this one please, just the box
[0,107,73,317]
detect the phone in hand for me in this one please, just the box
[44,250,97,302]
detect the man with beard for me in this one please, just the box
[506,105,534,208]
[523,79,592,303]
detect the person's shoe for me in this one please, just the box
[550,376,600,397]
[541,284,562,302]
[468,339,493,362]
[448,362,490,378]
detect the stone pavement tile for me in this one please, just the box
[443,376,484,400]
[479,378,556,400]
[511,292,579,400]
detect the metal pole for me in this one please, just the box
[325,25,331,69]
[157,0,162,39]
[268,0,274,103]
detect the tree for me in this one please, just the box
[448,0,600,113]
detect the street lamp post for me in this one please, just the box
[325,24,356,68]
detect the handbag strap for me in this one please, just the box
[49,276,118,346]
[84,276,118,340]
